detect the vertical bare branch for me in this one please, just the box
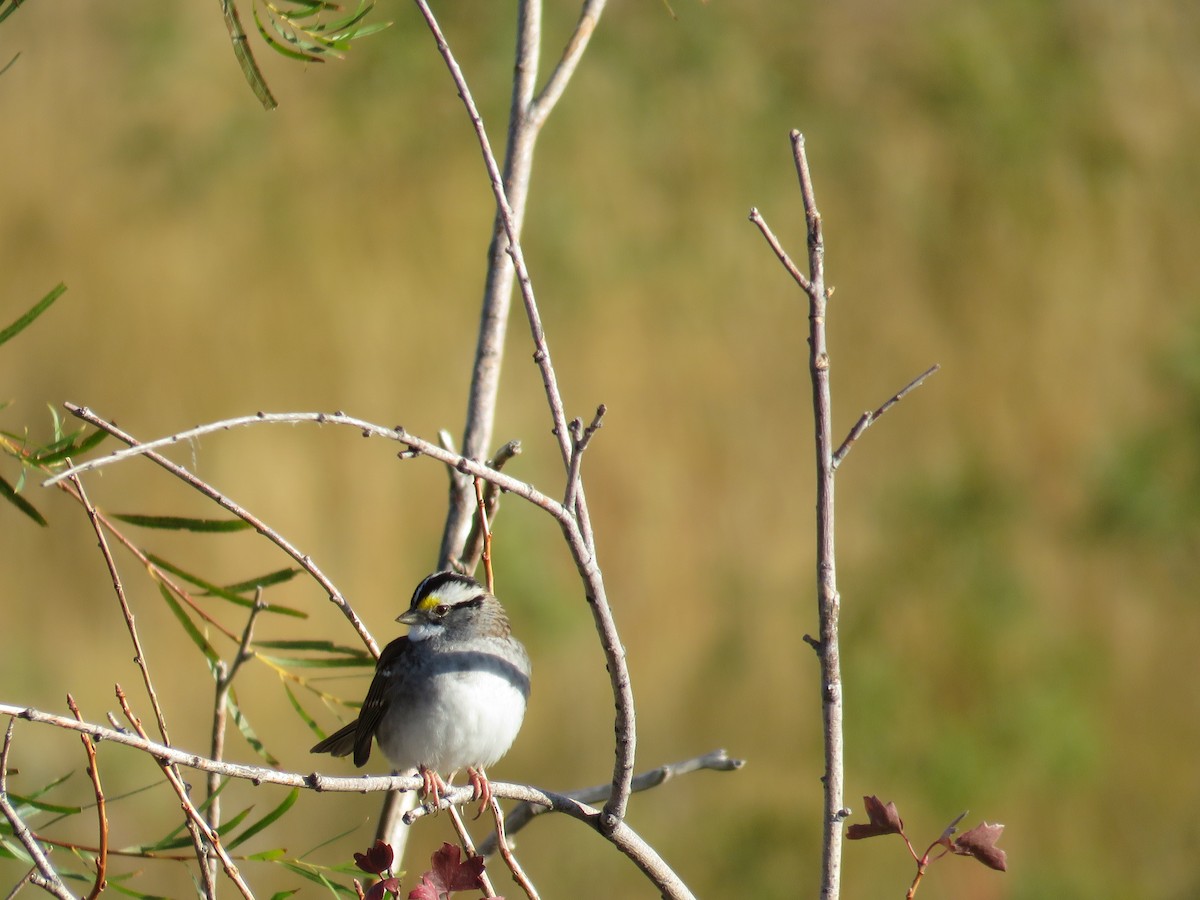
[790,128,847,900]
[751,131,845,899]
[208,592,266,886]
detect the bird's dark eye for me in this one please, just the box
[433,604,451,618]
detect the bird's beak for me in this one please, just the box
[397,608,421,626]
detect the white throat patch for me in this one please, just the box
[406,622,442,643]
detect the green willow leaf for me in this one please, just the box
[33,427,109,465]
[254,639,370,657]
[6,793,81,815]
[0,473,47,526]
[227,787,299,849]
[222,566,301,595]
[112,513,253,532]
[148,555,307,619]
[257,655,372,669]
[227,689,279,765]
[158,584,220,665]
[282,683,324,738]
[277,861,356,896]
[0,282,66,348]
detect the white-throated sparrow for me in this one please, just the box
[311,571,531,811]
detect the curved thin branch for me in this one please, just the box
[478,748,744,856]
[0,704,705,900]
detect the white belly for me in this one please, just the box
[376,666,527,774]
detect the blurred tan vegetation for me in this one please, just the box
[2,0,1199,897]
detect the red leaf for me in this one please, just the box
[846,795,904,839]
[429,842,487,892]
[406,875,440,900]
[952,821,1008,872]
[354,839,395,875]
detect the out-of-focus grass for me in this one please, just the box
[2,1,1199,896]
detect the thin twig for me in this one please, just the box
[115,687,253,900]
[791,128,846,900]
[487,794,538,900]
[209,590,267,884]
[66,695,108,900]
[444,805,497,898]
[477,748,743,855]
[748,208,812,293]
[563,405,605,515]
[473,476,495,594]
[52,405,380,658]
[71,474,174,746]
[754,131,845,900]
[0,721,75,900]
[460,441,521,575]
[832,364,940,468]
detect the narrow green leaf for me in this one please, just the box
[158,584,220,665]
[257,655,373,669]
[227,689,279,765]
[277,861,356,896]
[104,876,176,899]
[148,555,308,619]
[227,787,298,849]
[254,640,369,657]
[282,683,324,738]
[214,803,255,836]
[269,891,301,900]
[7,793,82,815]
[0,834,30,862]
[253,848,289,862]
[0,282,66,348]
[0,473,47,526]
[24,771,74,801]
[112,513,252,532]
[34,427,109,464]
[222,567,301,594]
[254,5,327,62]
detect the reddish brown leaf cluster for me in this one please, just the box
[352,840,497,900]
[846,794,1007,897]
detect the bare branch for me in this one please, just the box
[209,590,268,882]
[527,0,607,131]
[832,364,940,468]
[66,696,108,900]
[748,207,812,294]
[70,474,174,745]
[487,794,539,900]
[755,131,844,900]
[478,748,744,855]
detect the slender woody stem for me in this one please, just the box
[790,128,847,900]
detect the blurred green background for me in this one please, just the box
[2,1,1199,897]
